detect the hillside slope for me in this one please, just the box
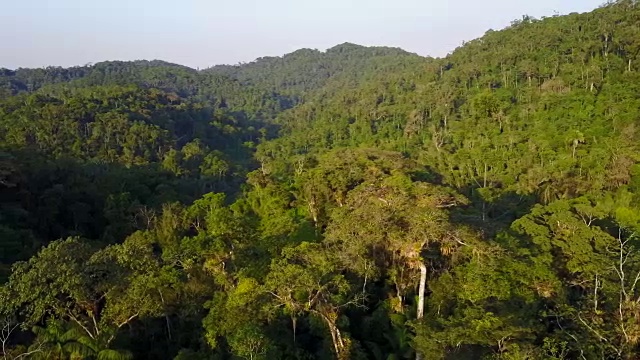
[260,0,640,226]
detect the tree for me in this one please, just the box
[510,192,640,358]
[324,171,472,359]
[265,242,363,359]
[1,235,180,352]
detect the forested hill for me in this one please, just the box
[206,43,423,96]
[2,1,640,359]
[0,60,192,95]
[0,44,424,107]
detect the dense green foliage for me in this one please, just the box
[2,2,640,359]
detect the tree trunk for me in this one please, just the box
[395,282,404,313]
[316,311,347,359]
[333,326,346,359]
[482,163,488,222]
[308,200,318,227]
[292,316,297,344]
[327,323,346,359]
[416,263,427,360]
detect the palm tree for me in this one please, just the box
[30,320,86,360]
[74,333,133,360]
[30,320,132,360]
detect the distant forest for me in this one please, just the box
[1,1,640,359]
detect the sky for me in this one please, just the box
[0,0,605,70]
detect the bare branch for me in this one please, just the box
[267,291,286,303]
[594,273,599,313]
[66,311,95,340]
[630,270,640,298]
[338,293,368,310]
[554,315,587,360]
[1,318,45,360]
[577,313,608,343]
[454,237,469,247]
[1,318,20,360]
[308,284,330,309]
[617,235,629,300]
[13,340,44,360]
[117,313,139,329]
[619,299,630,345]
[91,313,100,337]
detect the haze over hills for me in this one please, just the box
[0,0,605,69]
[1,1,640,359]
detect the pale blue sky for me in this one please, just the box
[0,0,604,69]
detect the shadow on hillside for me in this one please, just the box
[0,145,254,276]
[413,165,536,237]
[450,186,537,238]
